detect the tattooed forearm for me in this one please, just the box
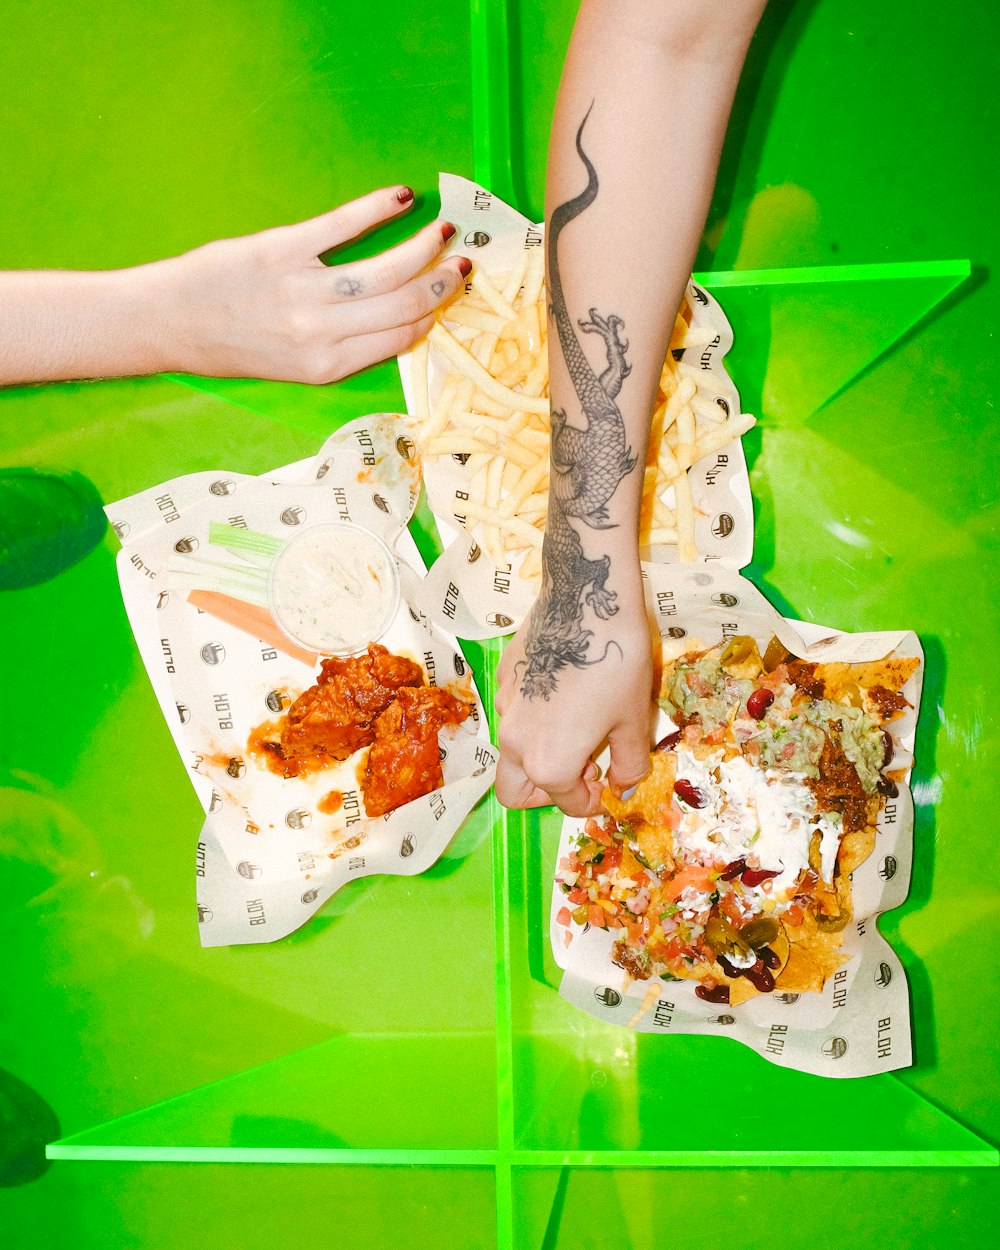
[520,108,638,700]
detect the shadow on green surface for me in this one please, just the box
[698,0,823,273]
[0,468,106,591]
[0,1069,60,1187]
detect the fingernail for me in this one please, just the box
[441,221,456,242]
[458,257,472,277]
[396,186,414,205]
[620,784,638,801]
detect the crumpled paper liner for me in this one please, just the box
[550,564,922,1077]
[106,415,498,947]
[397,175,754,641]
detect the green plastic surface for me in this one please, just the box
[2,0,997,1245]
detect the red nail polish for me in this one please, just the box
[458,257,472,277]
[396,186,414,205]
[441,221,456,242]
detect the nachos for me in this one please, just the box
[554,635,919,1005]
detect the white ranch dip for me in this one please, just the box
[268,523,399,655]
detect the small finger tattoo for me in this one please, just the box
[431,279,446,296]
[335,276,364,297]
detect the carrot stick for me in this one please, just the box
[186,590,318,667]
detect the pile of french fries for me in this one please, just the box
[407,248,754,582]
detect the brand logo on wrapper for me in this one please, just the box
[774,993,800,1005]
[200,641,226,665]
[226,757,246,779]
[197,905,213,924]
[712,514,735,539]
[112,519,130,539]
[876,962,893,988]
[280,506,306,526]
[285,808,312,830]
[373,493,390,514]
[709,1015,736,1026]
[879,855,898,880]
[301,888,320,904]
[266,690,290,713]
[176,703,190,724]
[594,987,622,1008]
[822,1037,849,1059]
[464,230,491,248]
[237,861,261,880]
[711,592,739,608]
[487,613,514,629]
[400,834,416,858]
[209,479,236,497]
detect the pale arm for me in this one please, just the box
[495,0,766,816]
[0,186,469,387]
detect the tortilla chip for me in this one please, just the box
[838,824,876,876]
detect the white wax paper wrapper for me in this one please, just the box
[105,415,498,947]
[397,175,755,641]
[551,565,922,1078]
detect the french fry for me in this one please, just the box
[411,265,754,587]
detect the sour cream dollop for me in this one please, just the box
[672,745,842,894]
[268,522,399,655]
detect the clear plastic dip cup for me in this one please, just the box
[267,522,400,656]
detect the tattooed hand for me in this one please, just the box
[495,596,654,816]
[1,185,469,386]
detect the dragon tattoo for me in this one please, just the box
[520,109,637,700]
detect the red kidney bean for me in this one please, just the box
[746,688,774,720]
[881,730,894,767]
[716,953,741,978]
[720,858,747,880]
[695,984,730,1004]
[741,867,780,888]
[673,778,708,808]
[877,775,899,798]
[744,960,775,993]
[655,730,681,752]
[758,945,781,970]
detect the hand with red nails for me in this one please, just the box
[0,184,470,387]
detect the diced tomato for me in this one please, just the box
[685,671,713,697]
[660,800,683,833]
[664,864,716,901]
[556,907,573,927]
[783,902,805,926]
[719,890,746,927]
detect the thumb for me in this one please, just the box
[606,716,652,795]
